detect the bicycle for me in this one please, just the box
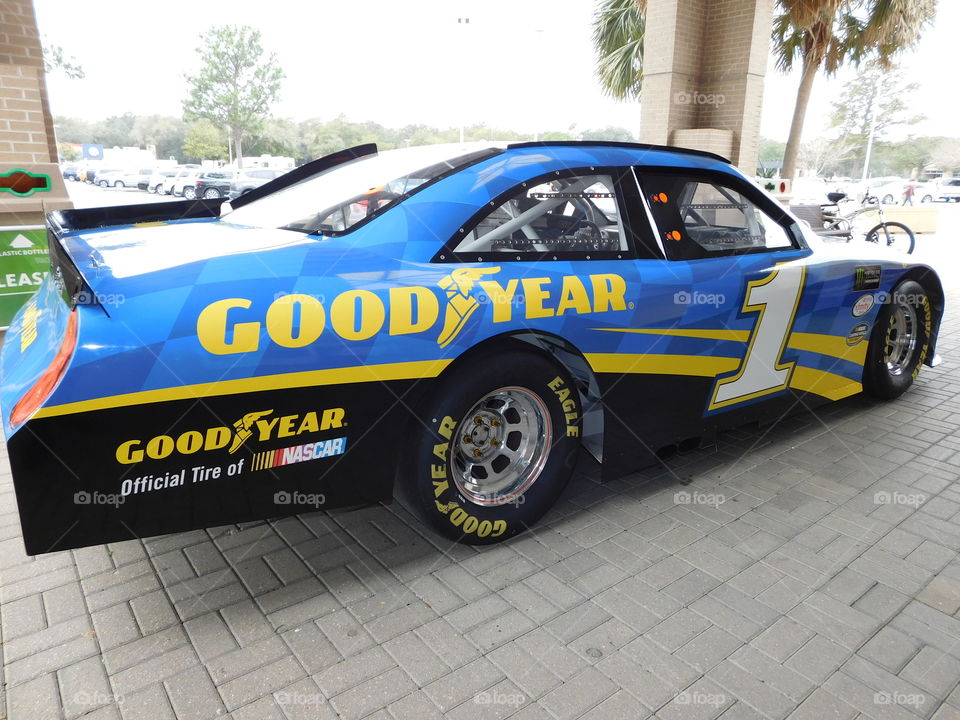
[816,191,915,254]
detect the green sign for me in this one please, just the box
[0,226,49,329]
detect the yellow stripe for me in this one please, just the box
[592,327,751,342]
[595,327,866,364]
[585,353,740,377]
[787,332,867,365]
[788,366,862,401]
[34,359,453,419]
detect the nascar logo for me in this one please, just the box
[251,436,347,470]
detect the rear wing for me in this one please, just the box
[49,197,224,233]
[45,198,222,313]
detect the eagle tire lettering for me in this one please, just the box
[409,345,582,545]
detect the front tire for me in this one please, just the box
[865,221,915,254]
[405,348,581,544]
[183,187,196,200]
[863,279,931,400]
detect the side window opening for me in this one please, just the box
[452,173,628,256]
[640,172,796,259]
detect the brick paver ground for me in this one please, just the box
[3,236,960,719]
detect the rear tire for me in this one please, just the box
[404,347,581,544]
[183,187,196,200]
[203,187,221,199]
[863,279,931,400]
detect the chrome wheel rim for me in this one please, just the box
[884,300,917,375]
[452,386,552,506]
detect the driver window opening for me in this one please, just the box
[453,174,627,255]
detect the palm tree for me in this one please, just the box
[593,0,936,179]
[593,0,646,101]
[775,0,935,179]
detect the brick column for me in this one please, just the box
[640,0,773,173]
[0,0,71,225]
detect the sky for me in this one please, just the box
[33,0,958,143]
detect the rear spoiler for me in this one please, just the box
[228,143,378,210]
[49,198,225,233]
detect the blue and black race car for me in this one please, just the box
[0,141,944,553]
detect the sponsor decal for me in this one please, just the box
[115,407,346,464]
[252,436,347,471]
[846,322,870,346]
[19,298,40,351]
[853,265,882,291]
[196,267,629,355]
[852,294,875,318]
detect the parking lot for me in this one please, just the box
[2,199,960,720]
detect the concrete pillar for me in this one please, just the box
[0,0,71,226]
[640,0,773,173]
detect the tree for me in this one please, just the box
[41,37,84,79]
[592,0,937,179]
[182,121,228,162]
[58,143,78,162]
[593,0,646,101]
[774,0,935,179]
[183,25,284,167]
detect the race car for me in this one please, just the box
[0,141,944,554]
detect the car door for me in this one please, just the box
[626,168,824,444]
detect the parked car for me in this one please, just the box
[61,164,80,181]
[0,141,945,554]
[147,168,179,194]
[87,167,118,185]
[98,168,153,189]
[228,168,287,199]
[193,170,235,200]
[172,169,203,199]
[937,177,960,202]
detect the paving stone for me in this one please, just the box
[858,627,922,673]
[330,667,417,720]
[164,666,225,720]
[315,645,396,698]
[423,657,505,713]
[2,593,46,641]
[58,655,112,720]
[539,667,618,720]
[676,625,744,672]
[218,655,305,711]
[917,575,960,615]
[899,646,960,698]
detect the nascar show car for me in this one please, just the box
[0,141,944,554]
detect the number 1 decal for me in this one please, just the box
[708,265,806,411]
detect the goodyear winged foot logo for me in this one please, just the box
[436,266,501,348]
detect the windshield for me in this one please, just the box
[223,143,501,236]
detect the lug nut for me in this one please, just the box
[490,418,500,427]
[474,416,483,425]
[490,439,500,447]
[463,435,472,444]
[473,449,483,458]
